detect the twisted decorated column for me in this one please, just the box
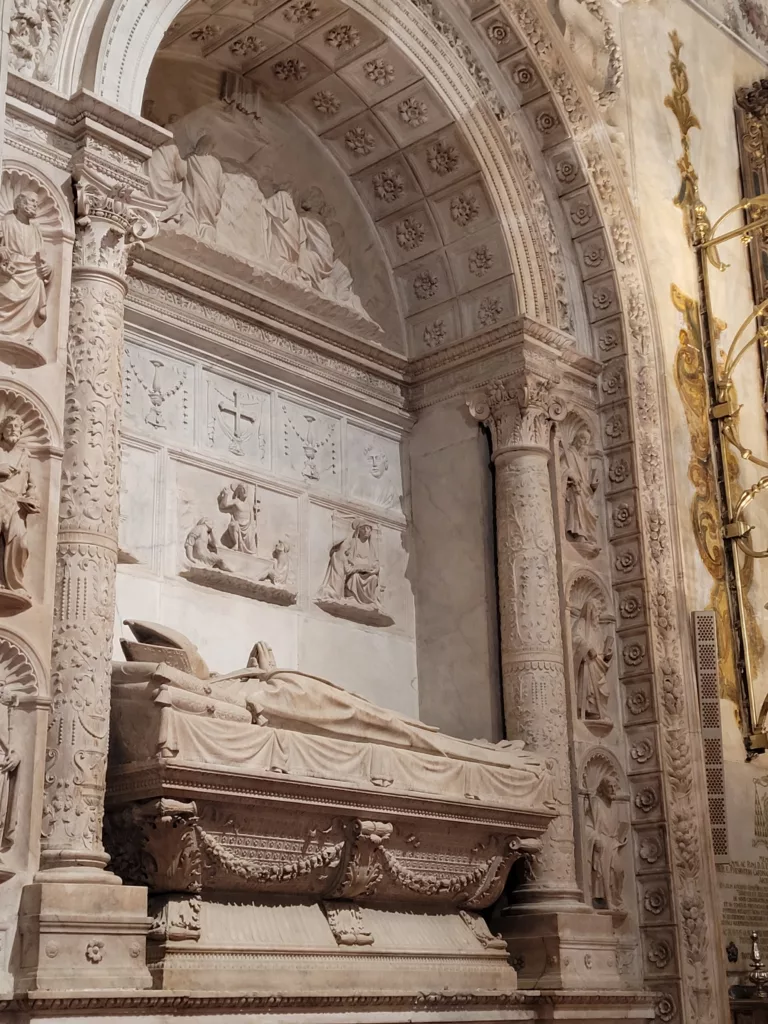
[39,170,155,881]
[469,374,580,907]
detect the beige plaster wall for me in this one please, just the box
[617,0,768,975]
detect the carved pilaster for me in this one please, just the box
[40,166,157,880]
[468,372,579,904]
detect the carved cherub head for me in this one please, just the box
[13,190,38,223]
[0,414,23,448]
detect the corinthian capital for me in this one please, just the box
[467,372,565,454]
[72,163,160,276]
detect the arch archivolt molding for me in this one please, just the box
[5,0,725,1018]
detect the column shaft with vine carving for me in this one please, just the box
[470,377,580,904]
[40,173,154,879]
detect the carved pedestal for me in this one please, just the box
[469,365,619,989]
[19,168,158,992]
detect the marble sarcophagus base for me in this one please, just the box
[105,622,556,996]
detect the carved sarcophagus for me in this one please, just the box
[105,622,556,996]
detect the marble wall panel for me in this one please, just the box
[298,613,418,717]
[345,424,403,511]
[203,370,271,468]
[123,339,194,445]
[118,443,160,569]
[277,397,341,490]
[408,399,502,743]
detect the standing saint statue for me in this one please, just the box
[562,427,600,556]
[572,598,614,722]
[147,115,188,225]
[0,413,39,606]
[0,190,52,345]
[180,134,225,244]
[584,772,628,910]
[218,483,259,555]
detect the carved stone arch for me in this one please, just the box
[0,381,57,451]
[0,163,72,241]
[55,0,586,334]
[0,632,42,700]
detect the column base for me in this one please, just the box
[500,907,622,990]
[18,882,152,992]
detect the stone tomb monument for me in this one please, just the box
[105,621,555,995]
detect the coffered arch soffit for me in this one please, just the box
[57,0,607,350]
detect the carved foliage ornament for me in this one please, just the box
[467,374,564,453]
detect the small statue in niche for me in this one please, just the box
[185,518,229,571]
[0,674,29,852]
[318,519,381,610]
[0,413,39,608]
[583,761,628,911]
[0,190,52,346]
[179,134,225,244]
[218,483,259,554]
[259,539,291,587]
[572,597,614,724]
[562,425,600,556]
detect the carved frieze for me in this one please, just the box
[123,341,193,443]
[206,374,268,464]
[279,400,339,487]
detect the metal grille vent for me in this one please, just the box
[693,611,729,861]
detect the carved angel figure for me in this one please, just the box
[572,597,614,722]
[0,191,51,345]
[218,483,259,554]
[185,518,228,571]
[562,427,600,556]
[583,769,628,911]
[0,414,39,601]
[319,520,381,609]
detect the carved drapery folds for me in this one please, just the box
[41,167,157,878]
[468,372,580,903]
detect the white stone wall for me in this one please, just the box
[115,327,418,716]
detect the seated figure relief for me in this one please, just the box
[316,519,393,627]
[0,190,52,353]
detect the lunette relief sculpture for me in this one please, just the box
[316,516,393,626]
[0,413,40,611]
[181,483,296,605]
[146,125,372,322]
[0,190,52,364]
[581,753,628,913]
